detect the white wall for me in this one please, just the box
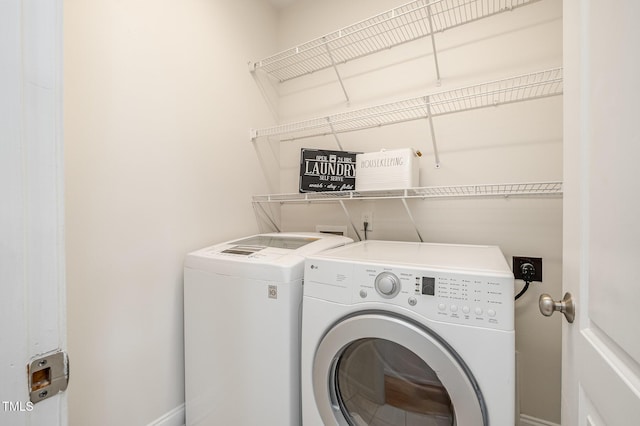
[64,1,278,424]
[270,0,563,423]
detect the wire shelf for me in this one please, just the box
[252,181,563,204]
[251,68,562,141]
[251,0,540,82]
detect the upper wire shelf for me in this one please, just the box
[250,0,541,82]
[252,181,563,203]
[250,67,563,141]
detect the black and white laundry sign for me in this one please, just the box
[299,148,359,193]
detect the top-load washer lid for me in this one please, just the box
[184,232,353,282]
[219,234,320,255]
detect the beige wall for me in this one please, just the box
[64,1,278,424]
[271,0,563,423]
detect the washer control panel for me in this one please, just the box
[354,264,514,331]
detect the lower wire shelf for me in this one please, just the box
[252,181,563,240]
[253,181,563,203]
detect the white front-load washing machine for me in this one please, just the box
[302,240,515,426]
[184,232,352,426]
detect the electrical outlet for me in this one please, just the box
[512,256,543,282]
[360,211,373,231]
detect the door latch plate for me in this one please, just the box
[28,350,69,403]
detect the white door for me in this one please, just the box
[561,1,640,424]
[0,0,67,425]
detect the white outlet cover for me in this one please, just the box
[360,212,373,231]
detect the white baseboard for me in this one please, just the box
[520,414,561,426]
[145,404,556,426]
[147,403,185,426]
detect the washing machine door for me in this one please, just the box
[312,312,487,426]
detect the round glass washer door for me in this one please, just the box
[312,312,487,426]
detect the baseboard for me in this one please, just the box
[147,403,185,426]
[520,413,561,426]
[145,403,556,426]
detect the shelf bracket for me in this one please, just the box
[425,4,441,84]
[253,201,281,233]
[401,198,424,243]
[339,200,362,241]
[326,117,345,151]
[425,96,441,168]
[323,37,351,104]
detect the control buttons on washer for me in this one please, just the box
[462,306,470,314]
[408,297,417,306]
[374,272,401,298]
[475,307,483,316]
[450,304,458,312]
[359,289,367,299]
[438,303,447,311]
[488,309,496,317]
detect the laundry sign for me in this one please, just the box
[299,148,359,193]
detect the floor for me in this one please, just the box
[347,393,453,426]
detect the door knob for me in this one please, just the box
[539,292,575,323]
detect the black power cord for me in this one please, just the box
[363,221,369,240]
[515,262,535,300]
[514,281,530,300]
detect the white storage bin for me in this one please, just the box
[355,148,420,190]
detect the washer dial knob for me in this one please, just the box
[375,272,401,298]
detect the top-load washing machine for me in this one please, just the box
[184,232,352,426]
[302,240,515,426]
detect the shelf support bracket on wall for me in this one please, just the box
[425,4,441,84]
[425,96,441,168]
[339,200,362,241]
[326,117,345,151]
[253,201,281,233]
[401,197,424,243]
[323,37,351,104]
